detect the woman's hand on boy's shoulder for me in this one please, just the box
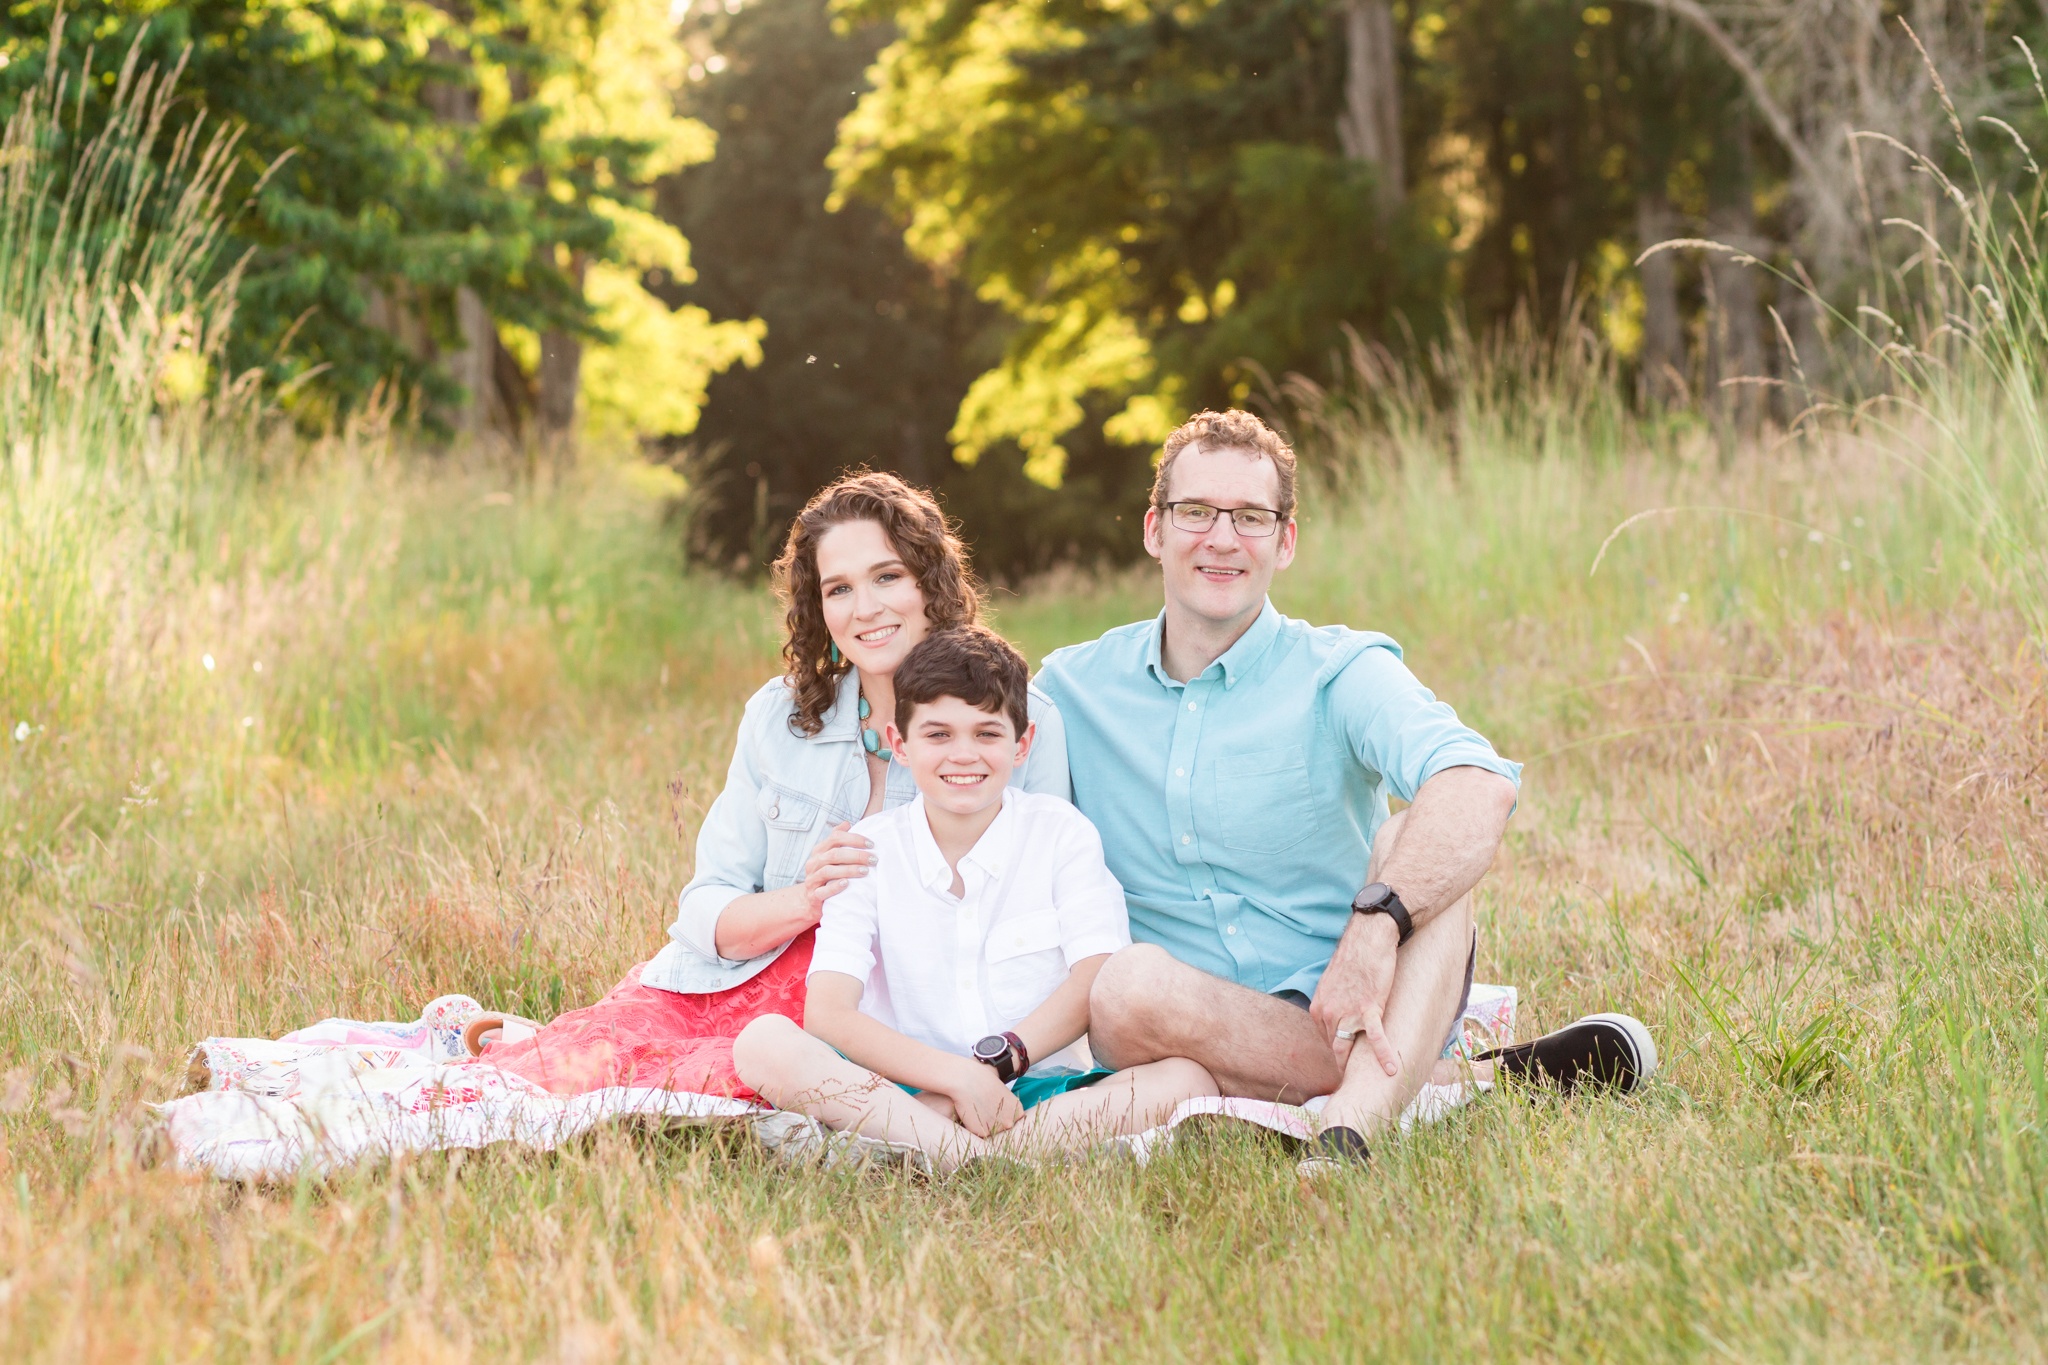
[801,822,876,917]
[936,1057,1024,1138]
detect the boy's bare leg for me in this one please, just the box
[988,1059,1218,1159]
[731,1016,989,1172]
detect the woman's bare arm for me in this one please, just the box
[712,823,878,960]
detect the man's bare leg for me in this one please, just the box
[1088,810,1482,1135]
[1318,889,1472,1133]
[1088,946,1343,1101]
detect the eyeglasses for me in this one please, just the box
[1160,501,1283,537]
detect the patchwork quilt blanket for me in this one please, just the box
[158,985,1518,1181]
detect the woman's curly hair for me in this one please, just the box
[773,471,982,736]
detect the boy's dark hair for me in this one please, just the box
[892,625,1030,738]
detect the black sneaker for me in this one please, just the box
[1294,1124,1371,1179]
[1479,1013,1657,1093]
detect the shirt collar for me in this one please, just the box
[908,787,1019,896]
[1145,598,1283,691]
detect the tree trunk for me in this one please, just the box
[1636,192,1686,406]
[423,29,505,444]
[537,253,585,457]
[1336,0,1404,209]
[452,285,508,442]
[1706,111,1765,441]
[538,331,582,437]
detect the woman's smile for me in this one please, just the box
[855,624,901,645]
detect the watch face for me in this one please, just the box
[972,1035,1009,1064]
[1353,881,1391,911]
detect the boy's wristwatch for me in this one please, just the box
[1351,882,1414,945]
[971,1032,1030,1083]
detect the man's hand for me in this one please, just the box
[935,1058,1024,1138]
[1308,911,1403,1077]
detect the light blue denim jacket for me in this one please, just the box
[638,667,1071,995]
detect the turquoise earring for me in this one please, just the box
[829,642,842,665]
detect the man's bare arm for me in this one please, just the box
[1309,764,1516,1076]
[1375,765,1517,925]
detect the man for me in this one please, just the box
[1036,410,1653,1173]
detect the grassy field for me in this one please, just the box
[7,51,2048,1363]
[4,407,2046,1361]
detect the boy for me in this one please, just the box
[732,625,1216,1171]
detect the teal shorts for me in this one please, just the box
[832,1048,1114,1111]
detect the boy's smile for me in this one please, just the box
[886,695,1036,866]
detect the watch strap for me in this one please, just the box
[1001,1031,1030,1081]
[1351,882,1415,946]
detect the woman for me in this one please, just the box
[475,471,1068,1099]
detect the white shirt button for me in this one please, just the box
[1188,701,1198,711]
[1181,834,1192,845]
[1227,924,1237,935]
[1175,767,1185,777]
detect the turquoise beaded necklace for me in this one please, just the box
[857,690,885,757]
[833,641,887,759]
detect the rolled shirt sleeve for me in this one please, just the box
[1328,642,1523,801]
[1050,810,1132,965]
[806,852,882,985]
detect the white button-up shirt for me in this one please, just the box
[639,669,1069,995]
[808,787,1130,1069]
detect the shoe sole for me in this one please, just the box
[1484,1012,1659,1093]
[1577,1012,1658,1084]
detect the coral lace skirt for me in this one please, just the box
[473,930,815,1103]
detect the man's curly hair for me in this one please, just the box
[1151,409,1299,521]
[772,471,982,737]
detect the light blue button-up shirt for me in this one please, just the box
[1035,600,1520,999]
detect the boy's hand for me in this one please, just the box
[938,1059,1023,1138]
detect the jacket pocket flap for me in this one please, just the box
[986,912,1064,963]
[757,783,820,830]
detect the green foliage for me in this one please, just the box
[659,0,1151,578]
[0,1,654,425]
[833,0,1454,482]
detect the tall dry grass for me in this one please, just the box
[4,33,2048,1365]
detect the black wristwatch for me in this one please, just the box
[971,1031,1029,1084]
[1351,881,1414,945]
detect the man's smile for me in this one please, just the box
[1195,565,1245,581]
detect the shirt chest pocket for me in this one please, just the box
[985,912,1067,1021]
[1214,745,1320,854]
[757,783,822,888]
